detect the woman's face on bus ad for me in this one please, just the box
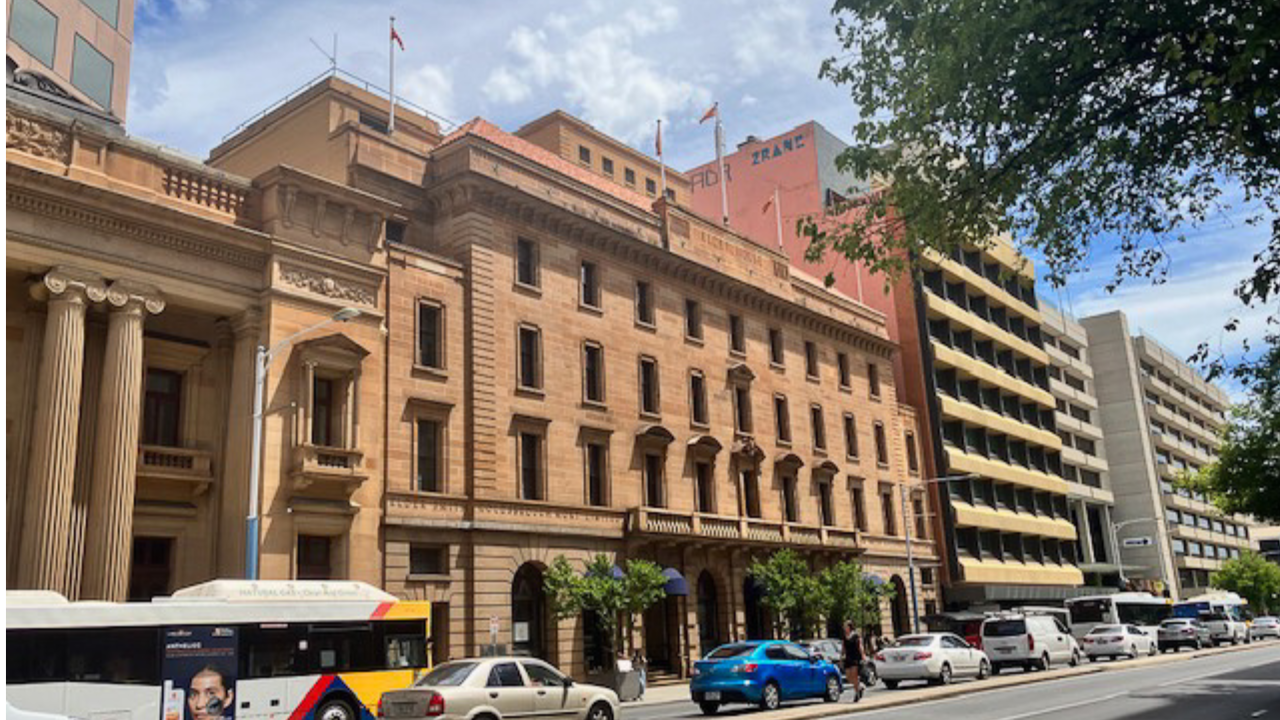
[187,669,233,719]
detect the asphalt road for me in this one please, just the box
[622,642,1280,720]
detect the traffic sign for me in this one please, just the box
[1122,537,1153,547]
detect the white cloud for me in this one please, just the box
[481,66,531,105]
[398,63,455,121]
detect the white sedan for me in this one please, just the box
[379,657,619,720]
[1251,617,1279,640]
[1082,624,1157,661]
[874,633,991,688]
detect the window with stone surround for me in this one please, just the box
[850,478,868,531]
[782,474,799,523]
[583,341,606,405]
[805,340,819,380]
[624,167,636,186]
[297,534,335,580]
[579,145,591,164]
[646,177,657,196]
[734,385,753,434]
[685,298,703,341]
[410,544,447,575]
[774,395,791,444]
[644,452,665,507]
[415,417,443,492]
[810,404,827,452]
[518,428,545,501]
[580,260,601,310]
[142,368,183,447]
[868,361,881,399]
[635,280,655,327]
[518,324,542,391]
[585,438,609,507]
[913,495,927,537]
[695,461,715,513]
[690,370,709,427]
[844,413,859,460]
[769,327,784,366]
[819,479,835,527]
[417,300,444,370]
[874,421,889,467]
[639,356,660,416]
[837,352,851,389]
[880,485,897,535]
[729,313,745,355]
[602,156,614,175]
[905,431,919,474]
[516,237,540,289]
[743,467,762,518]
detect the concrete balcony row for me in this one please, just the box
[1049,377,1099,411]
[1045,342,1094,380]
[924,289,1050,367]
[931,342,1055,409]
[950,500,1078,541]
[1140,370,1225,434]
[1147,401,1218,451]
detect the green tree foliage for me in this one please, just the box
[748,549,830,639]
[822,560,893,633]
[1210,551,1280,614]
[541,555,668,661]
[806,0,1280,376]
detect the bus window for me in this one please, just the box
[240,625,307,679]
[8,630,66,683]
[310,623,380,672]
[1068,599,1108,624]
[68,629,159,684]
[379,620,428,669]
[1117,603,1171,626]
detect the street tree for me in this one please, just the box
[542,555,668,662]
[748,549,831,639]
[821,560,892,635]
[805,0,1280,378]
[1180,342,1280,523]
[1210,551,1280,614]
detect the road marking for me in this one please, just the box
[982,692,1128,720]
[1251,711,1267,718]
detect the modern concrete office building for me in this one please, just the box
[1040,302,1120,589]
[1081,310,1255,598]
[6,0,133,119]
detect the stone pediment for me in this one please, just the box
[296,332,370,361]
[258,165,402,257]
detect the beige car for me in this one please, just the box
[379,657,620,720]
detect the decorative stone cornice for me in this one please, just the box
[278,263,377,308]
[31,266,107,304]
[6,114,71,164]
[104,280,166,316]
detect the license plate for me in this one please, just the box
[704,692,721,701]
[996,647,1013,653]
[390,703,417,717]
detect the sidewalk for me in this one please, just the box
[621,639,1270,710]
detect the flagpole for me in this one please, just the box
[715,109,729,226]
[657,119,668,201]
[388,16,397,134]
[774,186,783,250]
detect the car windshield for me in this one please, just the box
[892,636,934,647]
[1201,613,1228,622]
[417,661,478,687]
[1088,625,1121,635]
[983,619,1027,636]
[707,644,756,659]
[1161,620,1190,627]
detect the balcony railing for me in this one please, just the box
[293,444,367,493]
[628,507,861,549]
[137,445,214,493]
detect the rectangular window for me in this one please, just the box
[810,405,827,451]
[410,545,446,575]
[782,475,799,523]
[297,535,333,580]
[583,342,605,404]
[416,418,441,492]
[645,177,657,195]
[602,157,614,175]
[805,341,819,379]
[82,0,119,27]
[905,431,919,474]
[844,414,859,459]
[519,431,542,501]
[312,376,337,446]
[579,146,591,164]
[743,469,761,518]
[881,488,897,535]
[820,481,835,527]
[418,301,443,369]
[72,35,114,110]
[580,261,601,309]
[729,314,745,354]
[128,536,172,601]
[142,368,183,447]
[874,422,889,466]
[644,453,664,507]
[734,385,752,433]
[635,280,654,326]
[690,371,709,426]
[851,483,868,531]
[769,328,784,365]
[640,357,660,415]
[516,238,539,288]
[774,395,792,444]
[624,168,636,186]
[868,362,881,398]
[913,497,927,537]
[684,298,703,340]
[837,352,850,389]
[586,441,608,507]
[9,0,58,68]
[518,325,542,390]
[695,461,714,513]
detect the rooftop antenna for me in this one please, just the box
[310,33,337,72]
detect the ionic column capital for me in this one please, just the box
[230,307,263,339]
[104,280,166,316]
[30,266,107,305]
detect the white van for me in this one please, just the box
[981,613,1081,673]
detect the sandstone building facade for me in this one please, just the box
[8,75,939,678]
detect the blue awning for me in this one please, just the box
[662,567,689,596]
[863,573,886,586]
[584,564,625,580]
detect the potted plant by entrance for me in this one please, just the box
[544,555,667,700]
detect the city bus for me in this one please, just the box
[7,580,431,720]
[1172,591,1249,620]
[1064,592,1172,639]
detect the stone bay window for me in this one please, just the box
[292,334,369,494]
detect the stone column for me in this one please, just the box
[18,267,106,592]
[81,282,165,601]
[216,308,261,578]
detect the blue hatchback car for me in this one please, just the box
[690,640,844,714]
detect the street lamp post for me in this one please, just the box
[901,473,979,634]
[245,307,360,580]
[1107,516,1160,591]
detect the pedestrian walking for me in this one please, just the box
[842,620,865,702]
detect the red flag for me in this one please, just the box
[699,102,718,124]
[655,120,663,157]
[391,26,405,51]
[762,194,774,215]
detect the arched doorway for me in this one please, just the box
[744,576,770,640]
[889,575,909,638]
[512,563,547,658]
[696,571,721,656]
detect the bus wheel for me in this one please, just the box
[317,698,355,720]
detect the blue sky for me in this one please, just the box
[130,0,1273,397]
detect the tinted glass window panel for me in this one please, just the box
[72,35,114,110]
[9,0,57,68]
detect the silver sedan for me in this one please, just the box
[874,633,991,688]
[380,657,619,720]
